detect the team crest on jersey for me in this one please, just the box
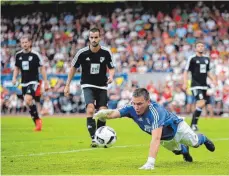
[205,60,208,64]
[144,125,151,133]
[19,57,22,60]
[100,57,105,63]
[196,60,200,64]
[29,56,33,61]
[146,118,150,124]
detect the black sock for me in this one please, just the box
[191,108,202,126]
[97,119,106,129]
[29,104,40,123]
[87,117,96,139]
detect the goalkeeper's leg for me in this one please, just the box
[161,139,193,162]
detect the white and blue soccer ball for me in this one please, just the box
[95,126,117,148]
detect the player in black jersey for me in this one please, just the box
[183,41,217,131]
[64,28,115,147]
[12,34,49,131]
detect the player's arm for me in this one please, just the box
[12,66,20,85]
[183,56,193,90]
[107,68,115,84]
[93,105,131,121]
[149,127,163,158]
[64,67,76,96]
[207,71,217,86]
[139,127,162,170]
[64,51,81,96]
[65,67,76,86]
[106,49,115,84]
[93,109,121,122]
[40,66,49,91]
[12,54,21,85]
[183,71,188,90]
[37,52,49,91]
[66,56,78,86]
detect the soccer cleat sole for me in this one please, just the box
[183,153,193,162]
[204,139,215,152]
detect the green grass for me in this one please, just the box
[1,116,229,175]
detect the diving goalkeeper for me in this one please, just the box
[93,88,215,170]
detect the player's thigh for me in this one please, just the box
[192,89,206,107]
[161,139,181,151]
[22,85,36,102]
[83,87,96,106]
[192,89,203,100]
[95,89,108,108]
[177,121,199,147]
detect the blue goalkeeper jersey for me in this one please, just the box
[118,101,183,140]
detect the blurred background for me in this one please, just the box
[1,1,229,117]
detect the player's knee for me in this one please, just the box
[99,106,107,110]
[191,134,199,148]
[193,144,200,148]
[196,100,205,108]
[86,103,95,115]
[24,95,33,106]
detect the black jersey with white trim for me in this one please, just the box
[71,46,115,89]
[15,49,43,86]
[185,55,210,90]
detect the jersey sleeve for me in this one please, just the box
[149,105,166,130]
[106,49,115,69]
[15,54,20,68]
[184,56,193,71]
[37,52,43,67]
[118,105,132,118]
[71,50,81,68]
[207,58,210,72]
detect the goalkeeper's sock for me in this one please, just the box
[180,144,188,154]
[197,134,207,146]
[97,119,106,129]
[180,145,193,162]
[87,117,96,139]
[191,107,202,126]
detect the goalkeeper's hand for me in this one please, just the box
[93,109,114,121]
[139,157,155,170]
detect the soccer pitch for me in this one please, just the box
[1,116,229,175]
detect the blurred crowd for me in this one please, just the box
[1,1,229,116]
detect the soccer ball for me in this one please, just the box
[95,126,117,148]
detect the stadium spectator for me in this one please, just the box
[1,1,229,116]
[171,86,186,114]
[40,96,54,116]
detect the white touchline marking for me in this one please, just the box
[2,138,229,158]
[212,138,229,141]
[1,144,145,158]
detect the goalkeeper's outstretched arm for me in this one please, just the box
[93,109,121,121]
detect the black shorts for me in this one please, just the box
[83,87,108,109]
[191,89,209,103]
[22,84,41,103]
